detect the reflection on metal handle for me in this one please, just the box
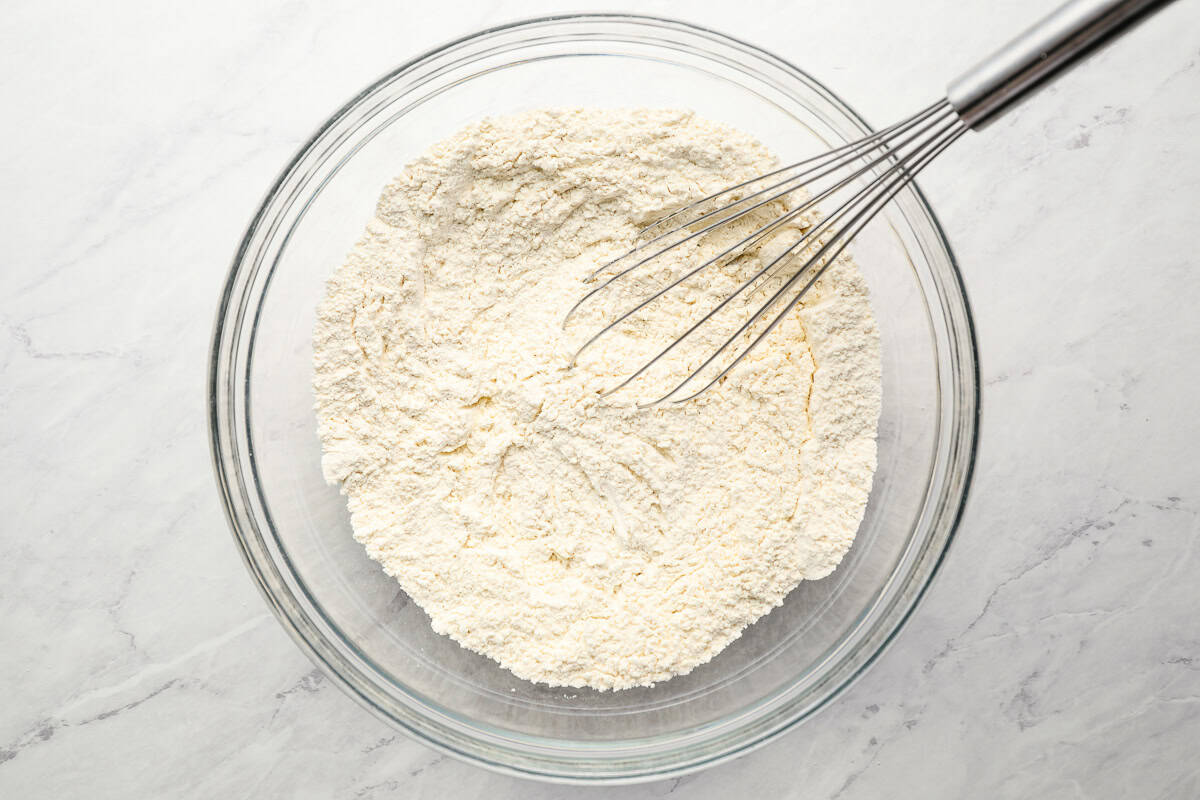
[947,0,1174,128]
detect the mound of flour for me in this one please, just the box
[313,108,881,690]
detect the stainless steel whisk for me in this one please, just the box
[565,0,1172,406]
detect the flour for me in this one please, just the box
[313,108,881,690]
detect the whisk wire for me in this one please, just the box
[651,120,969,406]
[634,99,951,241]
[577,100,952,289]
[594,116,964,399]
[567,102,958,336]
[565,97,970,404]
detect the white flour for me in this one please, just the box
[313,108,881,690]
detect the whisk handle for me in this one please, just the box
[947,0,1173,128]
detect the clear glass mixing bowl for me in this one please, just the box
[209,14,978,783]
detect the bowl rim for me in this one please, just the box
[208,12,980,784]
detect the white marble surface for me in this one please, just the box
[3,0,1199,796]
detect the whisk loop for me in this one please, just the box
[565,99,967,404]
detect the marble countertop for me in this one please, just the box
[3,0,1198,796]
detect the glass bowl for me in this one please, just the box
[209,14,978,783]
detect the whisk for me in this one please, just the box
[565,0,1171,406]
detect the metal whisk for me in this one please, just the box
[565,0,1170,406]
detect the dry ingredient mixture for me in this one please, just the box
[313,108,881,690]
